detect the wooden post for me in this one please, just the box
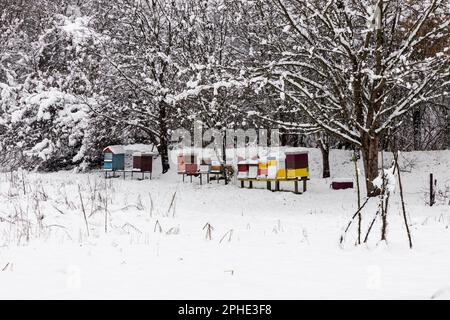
[123,171,126,180]
[224,166,228,186]
[200,174,202,185]
[430,173,434,206]
[295,180,299,194]
[249,181,253,189]
[267,181,271,190]
[275,181,280,191]
[241,180,244,188]
[303,177,307,192]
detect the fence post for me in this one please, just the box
[430,173,435,206]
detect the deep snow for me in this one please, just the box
[0,148,449,299]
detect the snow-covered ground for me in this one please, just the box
[0,148,449,299]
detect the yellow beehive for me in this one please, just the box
[267,154,286,179]
[258,157,268,178]
[285,151,309,178]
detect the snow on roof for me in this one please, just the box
[238,158,264,165]
[132,152,155,156]
[104,144,157,155]
[285,150,309,155]
[123,144,157,154]
[103,145,125,154]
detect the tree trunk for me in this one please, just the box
[445,99,450,149]
[158,103,170,173]
[413,108,421,150]
[361,0,382,198]
[361,134,380,197]
[157,142,170,174]
[222,128,228,185]
[353,151,361,245]
[318,138,330,178]
[321,148,330,178]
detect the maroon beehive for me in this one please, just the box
[132,152,154,172]
[331,179,354,190]
[285,151,309,178]
[237,161,249,178]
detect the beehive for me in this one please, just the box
[332,179,353,190]
[177,154,186,174]
[132,152,154,172]
[258,157,268,178]
[184,153,198,174]
[103,146,125,171]
[210,160,222,174]
[124,150,134,171]
[285,151,309,178]
[277,155,286,179]
[247,160,259,179]
[267,153,286,179]
[199,157,211,173]
[237,161,249,179]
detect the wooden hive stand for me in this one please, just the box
[239,177,309,194]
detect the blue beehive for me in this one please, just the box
[103,145,125,171]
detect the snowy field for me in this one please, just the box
[0,148,449,299]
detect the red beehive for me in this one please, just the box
[237,161,249,178]
[184,153,198,175]
[258,156,268,178]
[185,164,198,174]
[132,152,154,172]
[332,179,354,190]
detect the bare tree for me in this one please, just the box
[255,0,449,195]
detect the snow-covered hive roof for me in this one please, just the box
[103,145,125,154]
[285,150,309,155]
[103,144,157,155]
